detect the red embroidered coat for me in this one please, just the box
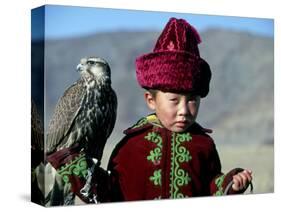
[105,114,245,201]
[47,114,247,204]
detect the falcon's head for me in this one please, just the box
[76,56,111,83]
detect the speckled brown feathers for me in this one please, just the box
[31,100,44,152]
[46,80,86,153]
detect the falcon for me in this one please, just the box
[46,56,117,162]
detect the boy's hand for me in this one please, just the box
[232,169,252,191]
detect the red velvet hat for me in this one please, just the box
[136,17,211,97]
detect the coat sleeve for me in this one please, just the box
[207,144,248,195]
[88,163,124,203]
[97,144,150,202]
[106,136,148,201]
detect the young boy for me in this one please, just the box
[105,17,252,201]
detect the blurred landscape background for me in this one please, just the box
[32,6,274,195]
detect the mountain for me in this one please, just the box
[199,29,273,145]
[31,29,274,146]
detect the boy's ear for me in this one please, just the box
[144,91,156,110]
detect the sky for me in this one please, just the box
[31,5,274,40]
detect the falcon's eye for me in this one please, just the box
[87,60,96,65]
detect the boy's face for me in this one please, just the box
[145,90,200,132]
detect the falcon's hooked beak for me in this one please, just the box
[76,64,83,72]
[77,58,87,72]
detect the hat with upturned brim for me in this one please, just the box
[135,17,211,97]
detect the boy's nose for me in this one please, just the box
[178,100,189,116]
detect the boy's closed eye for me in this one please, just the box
[168,95,181,103]
[169,97,179,102]
[188,97,197,103]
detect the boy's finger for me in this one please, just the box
[232,178,240,191]
[238,172,248,188]
[232,175,242,190]
[243,170,253,182]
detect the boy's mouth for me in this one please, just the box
[176,120,187,124]
[175,118,194,128]
[175,121,188,127]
